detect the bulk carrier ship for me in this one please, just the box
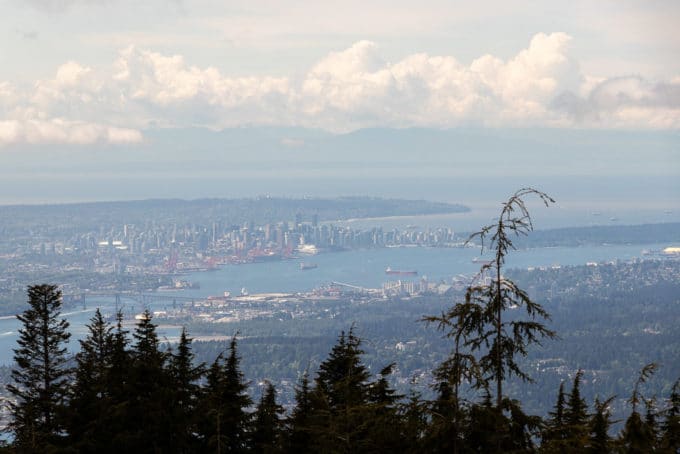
[385,267,418,276]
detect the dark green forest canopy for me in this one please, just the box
[3,290,678,453]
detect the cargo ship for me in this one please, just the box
[385,267,417,276]
[300,262,318,270]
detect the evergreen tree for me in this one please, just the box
[459,394,541,453]
[620,363,658,453]
[315,329,371,410]
[587,396,614,454]
[120,310,173,453]
[293,328,401,453]
[425,189,555,451]
[564,369,589,451]
[462,188,556,407]
[102,310,132,450]
[304,386,334,453]
[621,411,652,454]
[541,381,567,452]
[106,310,131,399]
[463,391,507,453]
[167,327,204,453]
[503,397,542,453]
[427,187,555,423]
[313,328,372,453]
[364,363,404,452]
[644,398,660,451]
[367,363,400,407]
[424,301,485,454]
[199,336,252,453]
[8,284,72,451]
[400,389,427,454]
[285,372,315,454]
[660,379,680,452]
[251,381,284,453]
[425,380,464,454]
[67,308,114,452]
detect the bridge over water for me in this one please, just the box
[63,292,200,313]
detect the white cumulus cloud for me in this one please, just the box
[113,46,290,107]
[296,33,587,129]
[1,32,678,147]
[0,118,142,147]
[551,76,680,127]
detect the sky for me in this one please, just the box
[0,0,678,213]
[1,0,679,147]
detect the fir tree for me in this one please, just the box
[305,328,382,453]
[620,363,659,453]
[8,284,72,451]
[424,300,485,454]
[425,189,555,451]
[121,310,173,453]
[364,363,404,452]
[167,327,204,453]
[251,381,284,453]
[400,388,427,454]
[503,397,542,453]
[587,396,615,454]
[102,310,132,450]
[644,398,660,450]
[315,328,371,411]
[660,379,680,452]
[541,381,567,452]
[564,369,589,451]
[463,188,556,407]
[463,391,507,453]
[67,308,114,452]
[285,372,315,454]
[425,380,463,454]
[427,188,555,419]
[367,363,401,407]
[107,310,130,399]
[199,336,252,453]
[621,411,652,454]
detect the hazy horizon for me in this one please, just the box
[1,1,678,215]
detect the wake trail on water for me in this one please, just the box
[61,308,98,317]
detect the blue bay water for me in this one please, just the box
[175,243,668,297]
[0,241,672,365]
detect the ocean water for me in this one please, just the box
[0,241,671,365]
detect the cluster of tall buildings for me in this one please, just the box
[21,217,463,275]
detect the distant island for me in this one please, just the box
[0,196,469,228]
